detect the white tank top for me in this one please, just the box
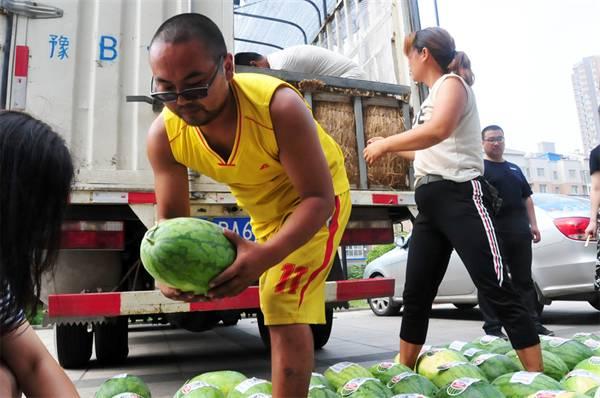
[413,73,483,184]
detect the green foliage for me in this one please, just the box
[366,244,396,264]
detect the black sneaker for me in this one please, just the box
[536,325,555,336]
[486,330,508,340]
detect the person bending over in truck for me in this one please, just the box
[0,111,78,398]
[478,125,554,339]
[234,44,366,79]
[363,27,543,372]
[146,14,350,397]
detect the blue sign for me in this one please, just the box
[209,217,255,241]
[99,35,118,61]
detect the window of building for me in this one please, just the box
[571,185,578,194]
[553,171,558,180]
[583,185,588,195]
[525,168,530,178]
[554,186,560,193]
[569,169,576,179]
[537,168,545,177]
[345,245,367,260]
[539,184,547,193]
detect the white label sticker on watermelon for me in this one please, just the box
[311,372,323,377]
[589,356,600,365]
[548,337,569,347]
[532,391,564,398]
[393,395,426,398]
[112,394,143,398]
[330,362,355,373]
[247,394,271,398]
[376,362,395,372]
[437,361,468,371]
[574,332,592,338]
[584,339,600,349]
[234,377,268,393]
[340,378,378,397]
[445,377,480,396]
[480,335,500,345]
[417,345,432,359]
[111,373,129,379]
[181,381,213,395]
[566,369,600,381]
[472,353,499,366]
[463,348,484,358]
[388,372,417,387]
[448,341,468,351]
[510,371,542,385]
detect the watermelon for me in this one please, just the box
[324,362,372,390]
[416,348,468,380]
[462,348,488,360]
[434,377,504,398]
[246,395,271,398]
[573,356,600,378]
[386,372,438,396]
[492,371,563,398]
[140,218,236,294]
[445,341,479,354]
[430,361,488,388]
[369,362,412,384]
[506,350,569,381]
[560,370,600,394]
[308,385,338,398]
[391,395,430,398]
[571,333,600,343]
[471,352,521,381]
[173,381,225,398]
[471,335,512,354]
[576,339,600,356]
[309,372,334,391]
[227,378,272,398]
[189,371,247,396]
[337,377,393,397]
[95,374,152,398]
[526,391,590,398]
[540,338,594,370]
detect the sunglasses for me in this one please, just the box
[150,56,223,103]
[484,136,505,143]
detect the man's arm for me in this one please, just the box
[146,114,190,221]
[585,172,600,239]
[2,322,79,397]
[524,196,541,243]
[208,87,335,298]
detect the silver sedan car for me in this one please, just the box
[363,193,599,316]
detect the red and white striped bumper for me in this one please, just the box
[48,278,395,322]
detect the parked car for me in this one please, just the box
[364,193,599,316]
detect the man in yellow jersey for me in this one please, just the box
[146,13,350,397]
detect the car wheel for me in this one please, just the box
[94,316,129,365]
[54,323,93,369]
[453,303,476,310]
[368,296,401,316]
[588,294,600,311]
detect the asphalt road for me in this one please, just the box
[36,301,600,398]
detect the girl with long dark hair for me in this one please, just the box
[0,111,78,397]
[364,27,543,371]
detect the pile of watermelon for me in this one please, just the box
[94,332,600,397]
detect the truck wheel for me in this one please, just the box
[257,307,334,350]
[94,316,129,365]
[54,323,93,369]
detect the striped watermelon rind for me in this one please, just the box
[227,378,272,398]
[189,371,247,396]
[140,218,236,294]
[337,377,393,397]
[95,374,152,398]
[324,362,372,390]
[416,348,468,381]
[369,362,412,384]
[173,380,224,398]
[470,352,521,381]
[492,371,563,398]
[430,361,488,388]
[573,356,600,378]
[505,350,569,381]
[471,335,512,354]
[540,338,593,370]
[308,385,338,398]
[560,370,600,394]
[434,377,504,398]
[386,371,438,396]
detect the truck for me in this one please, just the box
[0,0,418,369]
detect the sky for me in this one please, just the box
[418,0,600,154]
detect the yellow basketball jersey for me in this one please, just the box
[162,73,349,240]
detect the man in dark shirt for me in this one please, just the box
[584,144,600,291]
[479,125,554,337]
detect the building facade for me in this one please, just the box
[572,56,600,155]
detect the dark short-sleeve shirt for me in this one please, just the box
[484,159,532,234]
[590,145,600,174]
[0,280,25,335]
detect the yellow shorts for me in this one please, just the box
[258,191,351,326]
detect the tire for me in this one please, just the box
[453,303,477,310]
[589,294,600,311]
[54,323,93,369]
[368,296,401,316]
[256,307,334,350]
[94,316,129,365]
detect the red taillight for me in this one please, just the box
[61,221,125,250]
[553,217,590,240]
[341,220,394,245]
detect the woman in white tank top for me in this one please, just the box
[363,27,543,373]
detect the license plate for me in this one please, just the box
[209,217,255,241]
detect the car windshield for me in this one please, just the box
[533,193,590,213]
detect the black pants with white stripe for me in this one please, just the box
[400,178,540,350]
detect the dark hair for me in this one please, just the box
[0,111,73,318]
[150,13,227,62]
[404,27,474,86]
[234,52,264,66]
[481,124,504,139]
